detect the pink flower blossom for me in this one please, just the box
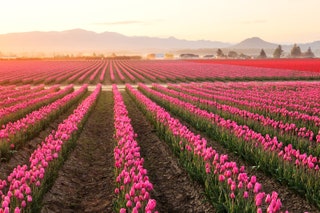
[243,191,249,199]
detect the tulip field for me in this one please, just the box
[0,59,320,212]
[1,59,320,84]
[190,58,320,73]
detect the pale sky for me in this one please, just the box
[1,0,319,43]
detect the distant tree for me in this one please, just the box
[239,53,250,59]
[290,44,302,58]
[273,45,283,58]
[258,49,267,58]
[216,48,225,58]
[304,47,315,58]
[228,51,238,58]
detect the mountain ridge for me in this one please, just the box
[0,29,319,56]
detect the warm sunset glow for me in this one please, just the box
[1,0,319,43]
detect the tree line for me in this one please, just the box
[214,44,315,59]
[272,44,314,58]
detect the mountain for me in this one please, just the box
[294,41,320,52]
[228,37,320,57]
[0,29,319,57]
[0,29,230,56]
[231,37,278,49]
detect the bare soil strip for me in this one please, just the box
[41,91,115,213]
[123,92,215,213]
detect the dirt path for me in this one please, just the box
[41,91,115,213]
[123,92,215,213]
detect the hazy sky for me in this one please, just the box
[1,0,319,43]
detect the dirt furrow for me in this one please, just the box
[41,91,115,213]
[123,92,215,213]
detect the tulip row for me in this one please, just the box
[117,61,147,82]
[0,60,94,84]
[123,60,320,82]
[0,85,67,127]
[45,61,95,84]
[0,84,88,160]
[197,58,320,73]
[99,60,109,83]
[110,61,115,82]
[0,85,45,107]
[89,60,107,83]
[2,60,320,84]
[137,83,320,208]
[189,82,320,132]
[126,84,287,213]
[66,61,102,84]
[113,62,126,82]
[115,61,137,82]
[0,84,101,213]
[78,61,103,84]
[0,85,17,96]
[160,84,320,155]
[198,81,320,117]
[112,84,157,213]
[122,61,168,82]
[119,61,156,82]
[178,82,320,143]
[0,85,59,115]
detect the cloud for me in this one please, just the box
[93,21,146,26]
[92,19,164,26]
[240,20,267,24]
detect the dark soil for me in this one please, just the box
[123,91,215,213]
[41,91,115,213]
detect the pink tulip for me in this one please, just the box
[253,182,262,193]
[230,192,235,199]
[255,192,265,206]
[126,200,132,208]
[265,194,271,203]
[218,175,225,182]
[243,191,249,199]
[145,199,157,211]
